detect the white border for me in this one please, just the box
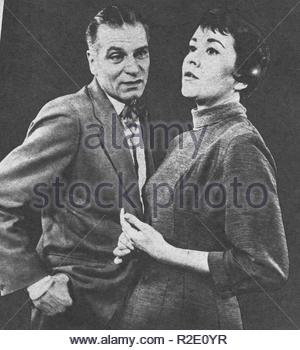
[0,330,299,349]
[0,0,4,40]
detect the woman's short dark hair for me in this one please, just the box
[198,8,270,97]
[86,5,149,49]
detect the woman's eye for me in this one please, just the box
[189,45,196,52]
[206,47,219,55]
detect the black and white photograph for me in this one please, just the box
[0,0,299,337]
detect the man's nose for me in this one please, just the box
[124,56,140,75]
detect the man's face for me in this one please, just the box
[182,26,240,105]
[87,23,150,103]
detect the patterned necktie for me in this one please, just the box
[119,103,140,176]
[119,101,147,212]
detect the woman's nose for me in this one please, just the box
[186,51,201,68]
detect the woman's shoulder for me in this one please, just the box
[223,121,277,175]
[217,116,276,170]
[221,116,267,150]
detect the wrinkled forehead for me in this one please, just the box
[94,23,148,50]
[191,26,236,50]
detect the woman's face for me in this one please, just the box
[182,26,238,105]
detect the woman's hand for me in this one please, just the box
[113,231,135,264]
[120,212,167,261]
[113,210,209,273]
[113,209,137,264]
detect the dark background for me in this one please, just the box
[0,0,299,329]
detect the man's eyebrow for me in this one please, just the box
[134,45,149,52]
[106,46,125,53]
[207,38,225,48]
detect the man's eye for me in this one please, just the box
[135,49,149,59]
[206,47,219,55]
[189,45,196,52]
[109,54,124,63]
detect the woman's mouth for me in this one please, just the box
[184,71,199,80]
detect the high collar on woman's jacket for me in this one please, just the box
[191,102,247,129]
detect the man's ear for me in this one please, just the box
[86,49,95,75]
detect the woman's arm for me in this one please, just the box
[207,133,289,296]
[160,241,209,274]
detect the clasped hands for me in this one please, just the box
[113,209,167,264]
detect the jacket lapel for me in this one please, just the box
[85,78,143,217]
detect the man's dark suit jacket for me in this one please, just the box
[0,77,155,328]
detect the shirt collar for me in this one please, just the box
[191,102,247,129]
[105,92,125,115]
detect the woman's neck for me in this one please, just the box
[195,93,240,112]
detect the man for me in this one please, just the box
[0,5,154,329]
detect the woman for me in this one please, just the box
[113,8,289,329]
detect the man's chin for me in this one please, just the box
[120,90,144,103]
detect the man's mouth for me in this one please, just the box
[184,71,199,79]
[122,79,143,86]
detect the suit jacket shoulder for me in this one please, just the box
[32,85,91,125]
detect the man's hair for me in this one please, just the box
[86,5,149,49]
[198,8,270,97]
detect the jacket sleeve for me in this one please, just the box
[0,101,80,296]
[208,133,289,298]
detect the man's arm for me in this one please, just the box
[0,100,80,296]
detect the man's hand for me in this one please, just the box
[29,273,73,316]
